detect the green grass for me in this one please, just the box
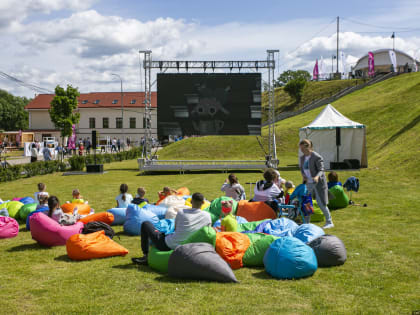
[1,73,420,314]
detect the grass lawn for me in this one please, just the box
[1,73,420,314]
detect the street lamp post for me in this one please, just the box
[331,55,336,79]
[112,73,124,149]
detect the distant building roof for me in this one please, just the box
[25,92,157,110]
[353,49,417,70]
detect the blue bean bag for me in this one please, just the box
[155,219,175,235]
[293,224,325,244]
[123,204,159,236]
[20,196,36,205]
[0,208,9,217]
[26,206,49,230]
[264,237,318,279]
[143,204,167,219]
[262,218,299,237]
[213,216,248,228]
[107,208,126,225]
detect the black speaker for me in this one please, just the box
[92,130,97,148]
[344,159,360,169]
[330,162,348,169]
[86,164,103,173]
[336,127,341,146]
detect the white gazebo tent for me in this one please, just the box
[299,104,367,169]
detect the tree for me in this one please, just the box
[0,89,30,130]
[275,70,311,87]
[283,78,307,104]
[49,85,80,152]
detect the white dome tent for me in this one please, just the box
[299,104,367,169]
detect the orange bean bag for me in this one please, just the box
[236,201,277,222]
[66,230,129,260]
[61,203,92,215]
[78,212,114,225]
[176,187,190,196]
[215,232,251,269]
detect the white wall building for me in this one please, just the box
[25,92,157,146]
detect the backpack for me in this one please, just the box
[82,221,116,239]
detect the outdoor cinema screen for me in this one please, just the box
[157,73,261,139]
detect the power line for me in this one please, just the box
[0,70,53,94]
[341,17,419,31]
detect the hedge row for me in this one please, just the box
[0,160,67,183]
[68,147,144,171]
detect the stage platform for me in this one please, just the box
[138,158,269,173]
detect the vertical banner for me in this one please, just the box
[368,52,375,77]
[389,50,397,72]
[313,59,319,80]
[320,56,326,80]
[339,51,346,77]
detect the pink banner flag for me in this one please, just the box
[313,59,319,80]
[368,52,375,77]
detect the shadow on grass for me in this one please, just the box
[278,164,300,171]
[379,113,420,150]
[19,227,29,232]
[54,254,74,262]
[8,242,51,252]
[112,263,139,270]
[252,269,272,280]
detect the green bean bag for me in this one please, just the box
[237,219,270,232]
[243,234,278,266]
[4,201,24,218]
[311,201,325,222]
[147,246,173,273]
[182,226,216,247]
[245,232,269,243]
[204,197,238,224]
[328,185,349,210]
[17,203,37,221]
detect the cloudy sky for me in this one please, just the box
[1,0,420,97]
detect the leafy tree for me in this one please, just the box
[275,70,311,87]
[283,78,307,104]
[49,85,80,149]
[0,89,30,130]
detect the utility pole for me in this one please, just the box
[336,16,339,74]
[112,73,124,147]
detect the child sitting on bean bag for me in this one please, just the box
[132,187,149,205]
[71,189,87,204]
[220,200,238,232]
[156,187,177,205]
[48,196,80,225]
[327,172,342,189]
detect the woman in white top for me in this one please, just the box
[116,183,133,208]
[30,143,38,163]
[47,196,64,223]
[252,168,284,202]
[221,173,246,201]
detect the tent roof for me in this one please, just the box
[300,104,365,130]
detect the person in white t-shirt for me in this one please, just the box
[34,183,49,205]
[252,168,284,202]
[115,183,133,208]
[132,192,212,265]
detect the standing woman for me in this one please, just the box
[30,143,38,163]
[299,139,334,229]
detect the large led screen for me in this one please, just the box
[157,73,261,139]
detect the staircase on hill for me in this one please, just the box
[262,72,399,126]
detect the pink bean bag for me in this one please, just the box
[30,212,84,247]
[0,217,19,239]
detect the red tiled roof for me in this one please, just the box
[25,92,157,109]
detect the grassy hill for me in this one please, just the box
[160,72,420,177]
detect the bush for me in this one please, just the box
[0,160,68,182]
[284,78,307,103]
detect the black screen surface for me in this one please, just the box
[157,73,261,138]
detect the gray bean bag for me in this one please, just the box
[168,242,238,283]
[308,234,347,267]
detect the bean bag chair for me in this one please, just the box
[19,196,35,205]
[0,208,9,217]
[168,242,238,283]
[123,204,159,236]
[12,197,22,201]
[182,226,217,247]
[79,212,114,225]
[61,203,92,215]
[264,237,318,279]
[185,198,210,210]
[3,201,24,218]
[237,219,269,233]
[260,218,298,237]
[243,234,278,266]
[204,197,238,224]
[308,235,347,267]
[0,216,19,239]
[293,224,325,244]
[106,208,126,225]
[213,215,248,229]
[16,203,37,221]
[155,218,175,235]
[311,201,325,222]
[143,204,167,219]
[244,232,268,243]
[236,201,277,222]
[176,187,190,197]
[148,246,173,273]
[66,230,129,260]
[328,185,349,209]
[26,207,48,230]
[165,205,190,220]
[215,232,251,269]
[30,212,84,247]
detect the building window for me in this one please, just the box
[130,99,136,104]
[130,117,136,129]
[82,100,88,104]
[116,117,123,129]
[103,117,109,129]
[89,117,96,129]
[93,99,100,104]
[112,99,118,104]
